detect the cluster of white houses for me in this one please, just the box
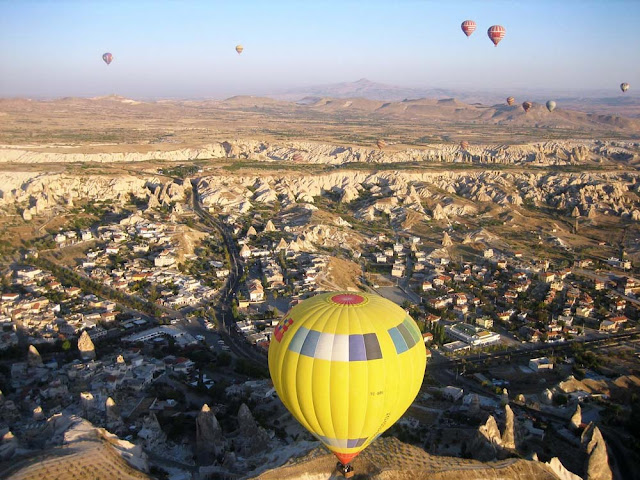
[75,213,223,309]
[1,267,120,347]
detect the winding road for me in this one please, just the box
[190,180,267,366]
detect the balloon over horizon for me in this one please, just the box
[268,292,426,468]
[621,82,630,92]
[546,100,556,112]
[522,101,532,113]
[102,52,113,65]
[235,44,244,55]
[487,25,506,46]
[506,96,515,106]
[461,20,476,37]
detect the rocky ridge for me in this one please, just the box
[1,415,150,479]
[2,168,639,256]
[1,139,638,166]
[195,170,640,222]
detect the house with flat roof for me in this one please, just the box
[529,357,554,371]
[446,323,501,347]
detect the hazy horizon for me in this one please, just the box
[2,79,638,103]
[1,0,639,99]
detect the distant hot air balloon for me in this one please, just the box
[487,25,506,47]
[235,45,244,55]
[506,96,515,106]
[376,139,386,150]
[292,153,303,163]
[102,52,113,65]
[460,140,470,150]
[461,20,477,37]
[621,83,630,92]
[522,101,532,113]
[546,100,556,112]
[268,292,426,475]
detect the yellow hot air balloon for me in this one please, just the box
[269,292,426,474]
[235,44,244,54]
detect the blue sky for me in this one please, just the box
[0,0,638,98]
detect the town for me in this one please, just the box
[1,168,638,478]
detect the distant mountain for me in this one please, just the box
[298,96,640,132]
[269,78,458,102]
[267,79,640,117]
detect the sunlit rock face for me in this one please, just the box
[78,331,96,361]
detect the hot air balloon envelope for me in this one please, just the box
[102,52,113,65]
[376,139,386,150]
[461,20,476,37]
[235,45,244,54]
[268,292,426,466]
[621,83,630,92]
[522,101,532,113]
[487,25,506,46]
[506,96,515,106]
[460,141,470,150]
[546,100,556,112]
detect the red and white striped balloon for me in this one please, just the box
[487,25,506,47]
[461,20,476,37]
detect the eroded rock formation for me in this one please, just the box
[582,424,612,480]
[236,403,271,457]
[27,344,43,368]
[196,404,224,464]
[570,405,582,430]
[78,330,96,361]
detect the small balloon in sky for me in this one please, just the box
[506,96,515,106]
[546,100,556,112]
[235,45,244,55]
[487,25,506,47]
[620,83,630,92]
[461,20,476,37]
[102,52,113,65]
[522,101,532,113]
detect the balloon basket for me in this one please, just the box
[337,462,355,478]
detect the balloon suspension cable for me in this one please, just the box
[337,461,355,478]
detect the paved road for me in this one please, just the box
[441,330,639,367]
[191,181,266,365]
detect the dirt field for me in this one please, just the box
[2,95,639,151]
[319,257,363,291]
